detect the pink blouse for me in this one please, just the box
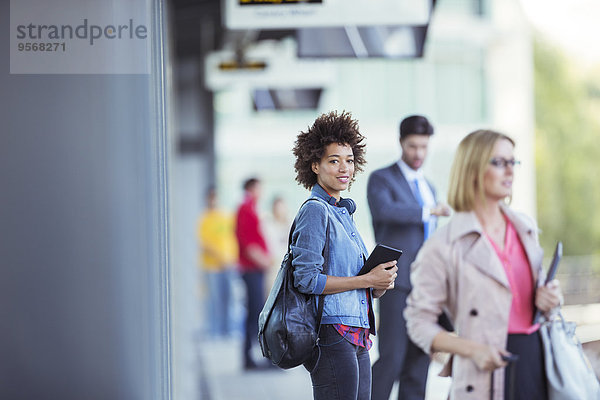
[485,215,539,334]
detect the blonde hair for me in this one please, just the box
[448,130,515,212]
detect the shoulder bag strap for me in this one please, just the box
[315,222,329,327]
[287,198,329,327]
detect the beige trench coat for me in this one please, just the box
[405,204,545,400]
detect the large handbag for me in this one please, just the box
[539,311,600,400]
[258,199,329,371]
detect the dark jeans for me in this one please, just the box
[504,331,548,400]
[310,325,371,400]
[241,270,265,365]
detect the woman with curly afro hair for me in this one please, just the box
[290,111,398,400]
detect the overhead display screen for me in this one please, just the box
[240,0,322,4]
[252,88,323,111]
[224,0,431,30]
[297,26,428,58]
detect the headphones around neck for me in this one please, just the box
[326,195,357,215]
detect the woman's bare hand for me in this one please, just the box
[468,342,509,372]
[366,261,397,290]
[535,279,563,312]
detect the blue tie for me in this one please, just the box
[412,179,430,240]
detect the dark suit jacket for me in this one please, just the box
[367,163,436,292]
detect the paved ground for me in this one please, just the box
[197,334,452,400]
[195,304,600,399]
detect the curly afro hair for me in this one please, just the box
[292,110,366,190]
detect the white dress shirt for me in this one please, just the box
[397,160,437,235]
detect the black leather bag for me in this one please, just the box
[258,199,329,370]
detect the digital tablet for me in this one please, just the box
[358,244,403,276]
[532,241,562,324]
[544,241,563,285]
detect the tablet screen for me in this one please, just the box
[358,244,403,276]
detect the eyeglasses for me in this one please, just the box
[489,158,521,168]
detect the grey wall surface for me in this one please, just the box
[0,1,171,399]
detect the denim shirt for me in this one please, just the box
[291,185,372,329]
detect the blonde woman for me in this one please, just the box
[405,130,562,399]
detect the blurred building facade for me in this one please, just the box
[174,0,536,397]
[206,0,536,238]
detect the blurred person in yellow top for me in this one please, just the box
[197,186,238,337]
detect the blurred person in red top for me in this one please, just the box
[235,177,272,370]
